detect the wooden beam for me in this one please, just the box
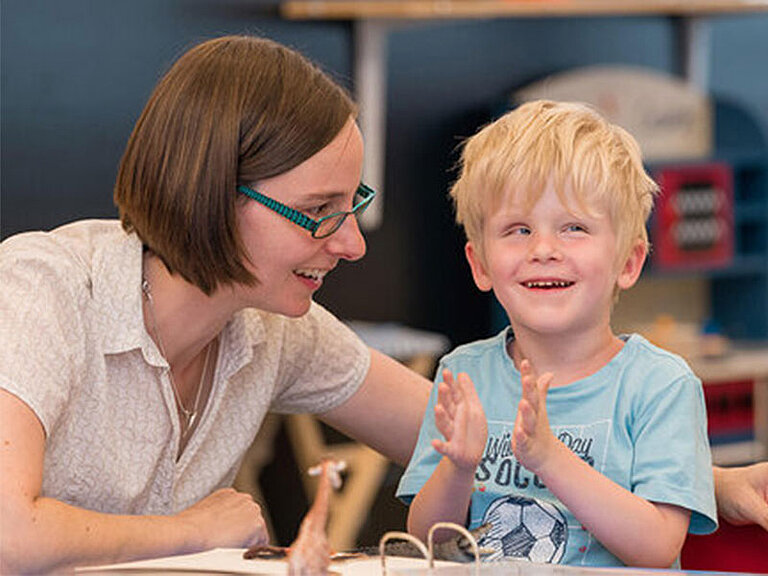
[282,0,768,20]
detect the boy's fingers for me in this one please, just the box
[538,373,554,403]
[437,381,457,420]
[450,375,464,405]
[437,381,450,407]
[432,438,449,456]
[442,369,463,406]
[518,399,537,435]
[456,372,479,403]
[521,371,540,414]
[434,404,453,438]
[442,369,456,393]
[512,412,529,454]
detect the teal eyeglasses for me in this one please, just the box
[237,183,376,239]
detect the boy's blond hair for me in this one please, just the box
[450,100,658,267]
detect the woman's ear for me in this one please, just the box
[616,239,647,291]
[465,241,493,292]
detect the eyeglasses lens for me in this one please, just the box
[314,189,374,238]
[315,215,345,238]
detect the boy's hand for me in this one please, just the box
[511,359,557,474]
[431,370,488,472]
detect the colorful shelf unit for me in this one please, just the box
[649,98,768,339]
[691,349,768,467]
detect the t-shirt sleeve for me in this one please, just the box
[631,367,718,534]
[269,302,370,415]
[395,362,443,505]
[0,235,88,435]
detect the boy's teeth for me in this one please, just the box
[525,280,573,288]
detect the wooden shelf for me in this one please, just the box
[282,0,768,20]
[711,440,766,465]
[280,0,768,245]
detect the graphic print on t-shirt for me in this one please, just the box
[478,494,568,562]
[470,418,611,563]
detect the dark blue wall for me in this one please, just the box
[3,1,767,346]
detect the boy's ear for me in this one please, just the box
[465,241,493,292]
[616,239,647,290]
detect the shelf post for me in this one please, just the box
[678,16,712,91]
[354,19,389,229]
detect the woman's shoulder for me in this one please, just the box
[1,219,127,274]
[1,220,136,316]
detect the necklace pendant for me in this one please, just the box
[186,411,197,432]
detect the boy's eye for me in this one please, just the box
[511,225,531,236]
[501,224,530,237]
[565,223,588,233]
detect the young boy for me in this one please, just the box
[396,100,717,567]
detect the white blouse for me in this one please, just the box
[0,219,370,514]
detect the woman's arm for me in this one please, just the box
[0,389,268,574]
[320,348,432,467]
[714,463,768,530]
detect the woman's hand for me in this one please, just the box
[431,370,487,472]
[714,462,768,531]
[176,488,269,549]
[511,359,556,474]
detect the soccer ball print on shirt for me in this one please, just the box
[467,417,611,564]
[478,495,567,562]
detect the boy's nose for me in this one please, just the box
[325,215,367,262]
[528,233,562,262]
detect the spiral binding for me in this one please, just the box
[378,522,481,576]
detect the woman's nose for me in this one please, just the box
[325,215,367,262]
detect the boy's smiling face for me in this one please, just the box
[465,179,645,340]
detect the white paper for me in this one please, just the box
[76,547,454,575]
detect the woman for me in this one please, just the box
[1,34,766,574]
[0,35,429,573]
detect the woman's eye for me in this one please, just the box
[306,203,332,217]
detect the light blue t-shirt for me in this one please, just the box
[397,330,717,567]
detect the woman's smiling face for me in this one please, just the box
[234,118,367,317]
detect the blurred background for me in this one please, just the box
[4,1,768,345]
[3,1,768,567]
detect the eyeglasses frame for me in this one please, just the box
[237,183,376,239]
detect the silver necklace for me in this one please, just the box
[141,277,211,437]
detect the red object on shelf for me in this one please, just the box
[682,521,768,573]
[703,379,754,437]
[653,163,734,271]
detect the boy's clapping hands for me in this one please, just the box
[432,362,560,475]
[512,359,556,473]
[431,370,487,471]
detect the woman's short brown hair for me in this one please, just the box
[114,35,356,294]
